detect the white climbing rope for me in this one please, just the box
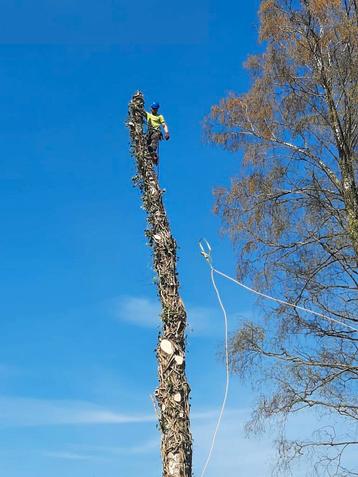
[213,269,358,333]
[199,257,230,477]
[198,238,358,477]
[199,240,230,477]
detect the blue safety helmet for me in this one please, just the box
[151,101,160,110]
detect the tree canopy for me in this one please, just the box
[205,1,358,474]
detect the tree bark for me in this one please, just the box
[339,154,358,256]
[127,91,193,477]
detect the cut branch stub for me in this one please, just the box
[160,339,175,355]
[174,355,184,365]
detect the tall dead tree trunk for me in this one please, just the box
[127,91,192,477]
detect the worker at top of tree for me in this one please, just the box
[146,101,170,165]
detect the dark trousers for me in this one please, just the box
[147,128,163,155]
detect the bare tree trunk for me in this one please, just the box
[340,154,358,256]
[127,91,193,477]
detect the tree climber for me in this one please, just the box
[146,101,170,164]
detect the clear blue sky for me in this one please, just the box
[0,1,326,476]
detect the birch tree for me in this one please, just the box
[205,1,358,474]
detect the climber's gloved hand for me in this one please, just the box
[165,132,170,141]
